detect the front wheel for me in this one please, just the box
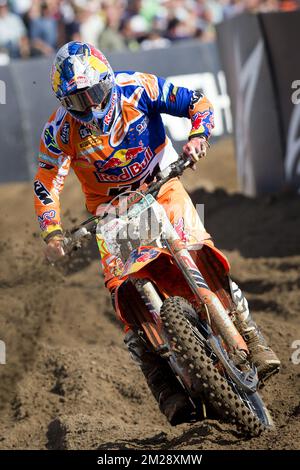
[160,296,273,436]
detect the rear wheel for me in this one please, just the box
[160,296,273,436]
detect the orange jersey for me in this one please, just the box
[34,71,214,240]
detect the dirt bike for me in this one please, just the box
[64,156,274,436]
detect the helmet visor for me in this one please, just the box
[60,80,113,113]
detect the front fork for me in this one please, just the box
[132,237,248,356]
[165,237,249,355]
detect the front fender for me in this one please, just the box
[119,245,169,277]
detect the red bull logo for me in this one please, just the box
[99,141,145,172]
[94,143,153,183]
[38,210,56,231]
[135,249,158,263]
[124,248,159,272]
[192,111,210,131]
[122,247,160,276]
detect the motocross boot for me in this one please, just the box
[124,330,193,425]
[230,280,280,381]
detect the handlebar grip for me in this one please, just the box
[72,226,90,241]
[63,226,92,254]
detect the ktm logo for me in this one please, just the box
[34,180,53,205]
[97,142,145,172]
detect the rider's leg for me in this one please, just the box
[124,329,192,425]
[230,280,280,380]
[156,177,212,246]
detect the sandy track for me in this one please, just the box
[0,139,299,449]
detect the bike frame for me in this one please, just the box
[100,196,249,356]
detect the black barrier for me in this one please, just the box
[217,11,300,195]
[216,13,285,196]
[259,11,300,188]
[0,66,29,182]
[0,40,231,183]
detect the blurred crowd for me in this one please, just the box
[0,0,299,62]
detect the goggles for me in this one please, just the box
[60,79,113,113]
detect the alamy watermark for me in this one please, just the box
[97,197,205,243]
[291,80,300,104]
[291,81,300,104]
[0,340,6,364]
[291,340,300,365]
[0,80,6,104]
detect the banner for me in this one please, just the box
[0,66,29,181]
[217,13,285,196]
[217,11,300,195]
[259,11,300,188]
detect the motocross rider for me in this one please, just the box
[34,42,280,425]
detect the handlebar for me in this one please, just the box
[145,155,192,198]
[63,155,193,253]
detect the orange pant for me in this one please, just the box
[97,178,212,292]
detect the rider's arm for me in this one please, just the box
[34,121,71,243]
[137,73,214,140]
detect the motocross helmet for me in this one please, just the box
[51,41,116,133]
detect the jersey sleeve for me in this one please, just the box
[137,73,214,139]
[34,118,71,242]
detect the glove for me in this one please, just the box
[45,235,65,263]
[182,136,209,168]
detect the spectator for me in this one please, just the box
[140,29,171,49]
[205,0,225,23]
[258,0,280,11]
[166,11,197,42]
[10,0,32,15]
[1,0,300,59]
[28,0,59,56]
[60,1,81,42]
[75,2,104,45]
[97,1,126,52]
[0,0,30,58]
[118,18,138,50]
[223,0,245,19]
[280,0,300,10]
